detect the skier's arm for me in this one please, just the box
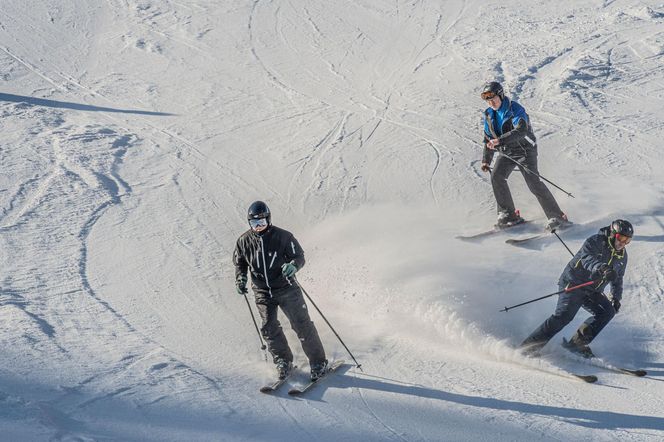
[233,239,249,280]
[482,137,495,164]
[497,118,531,147]
[284,234,305,271]
[578,236,606,275]
[611,254,627,301]
[611,274,624,301]
[482,119,496,165]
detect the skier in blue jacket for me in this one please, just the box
[480,81,569,230]
[519,220,633,357]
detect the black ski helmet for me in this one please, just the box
[481,81,505,100]
[247,201,271,226]
[610,219,633,239]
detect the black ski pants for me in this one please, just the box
[254,284,326,367]
[491,147,563,219]
[520,286,615,351]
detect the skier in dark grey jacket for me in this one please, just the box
[233,201,327,381]
[519,219,633,358]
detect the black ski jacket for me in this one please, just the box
[233,225,305,295]
[559,226,628,301]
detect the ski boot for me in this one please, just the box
[495,210,525,229]
[310,359,329,382]
[546,214,571,232]
[276,359,293,380]
[562,337,595,359]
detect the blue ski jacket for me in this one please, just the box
[559,226,628,301]
[482,98,537,164]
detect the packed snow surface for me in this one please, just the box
[1,1,663,440]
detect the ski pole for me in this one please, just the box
[295,278,363,370]
[242,293,267,359]
[552,229,610,296]
[552,229,574,256]
[500,280,596,313]
[499,151,574,198]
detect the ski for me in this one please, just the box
[559,341,647,377]
[260,365,297,394]
[505,232,549,246]
[577,360,645,377]
[525,360,598,383]
[516,347,598,383]
[288,360,345,396]
[607,367,647,377]
[519,361,597,383]
[571,374,599,383]
[456,219,532,241]
[506,223,575,247]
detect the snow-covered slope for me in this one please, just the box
[1,1,663,440]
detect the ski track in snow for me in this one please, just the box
[0,0,663,440]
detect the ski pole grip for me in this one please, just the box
[563,280,596,293]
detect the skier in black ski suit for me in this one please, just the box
[519,220,633,357]
[233,201,328,381]
[480,81,568,231]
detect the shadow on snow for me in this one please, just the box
[307,369,664,432]
[0,92,175,116]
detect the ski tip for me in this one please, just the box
[575,374,598,383]
[630,369,647,377]
[260,387,274,393]
[287,389,302,396]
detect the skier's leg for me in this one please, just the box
[277,285,326,365]
[491,155,517,216]
[569,291,616,346]
[520,288,584,352]
[519,149,564,219]
[255,294,293,363]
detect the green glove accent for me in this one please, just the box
[281,262,297,278]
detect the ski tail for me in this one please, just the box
[572,374,598,383]
[288,360,345,396]
[260,365,298,393]
[456,220,532,241]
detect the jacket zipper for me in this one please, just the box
[259,237,273,297]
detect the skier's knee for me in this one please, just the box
[599,305,615,322]
[261,322,282,339]
[291,320,315,338]
[491,174,505,185]
[553,311,575,326]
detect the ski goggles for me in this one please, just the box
[615,233,632,244]
[249,218,268,229]
[481,91,497,100]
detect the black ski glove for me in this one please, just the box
[598,264,616,282]
[612,298,621,313]
[236,275,248,295]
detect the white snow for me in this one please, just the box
[1,0,663,440]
